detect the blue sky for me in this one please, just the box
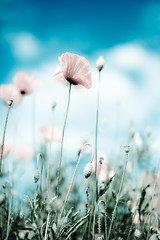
[1,0,160,179]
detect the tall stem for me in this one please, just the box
[60,143,93,219]
[0,103,12,176]
[108,152,129,240]
[57,84,72,197]
[92,70,101,238]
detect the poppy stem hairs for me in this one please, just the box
[57,83,72,197]
[0,100,13,176]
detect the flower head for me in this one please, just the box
[40,125,62,142]
[11,146,34,161]
[0,84,22,106]
[53,52,92,89]
[14,72,42,95]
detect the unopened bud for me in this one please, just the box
[124,144,130,154]
[96,56,104,71]
[34,169,40,183]
[134,229,141,238]
[8,99,13,107]
[99,157,104,164]
[84,162,92,178]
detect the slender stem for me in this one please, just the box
[108,152,129,240]
[59,143,93,219]
[5,159,13,240]
[92,70,101,238]
[57,83,72,197]
[47,110,55,198]
[0,105,12,176]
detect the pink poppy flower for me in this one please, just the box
[40,125,62,142]
[0,84,22,106]
[14,72,42,95]
[11,146,34,161]
[0,139,12,157]
[53,52,92,89]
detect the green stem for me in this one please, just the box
[59,143,93,219]
[92,70,101,238]
[44,212,50,240]
[0,105,12,176]
[108,152,129,240]
[57,83,72,197]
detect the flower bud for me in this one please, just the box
[84,162,92,178]
[96,56,104,71]
[124,144,130,154]
[52,101,57,110]
[34,169,40,183]
[134,229,141,238]
[8,99,13,107]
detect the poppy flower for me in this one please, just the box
[53,52,92,89]
[40,125,62,142]
[0,84,22,106]
[14,72,42,95]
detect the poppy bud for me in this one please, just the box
[124,144,130,154]
[8,99,13,107]
[34,169,40,183]
[84,162,92,178]
[134,229,141,238]
[96,56,104,71]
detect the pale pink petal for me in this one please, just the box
[0,84,22,106]
[40,125,62,142]
[0,139,12,157]
[54,52,92,89]
[11,146,34,161]
[14,72,42,94]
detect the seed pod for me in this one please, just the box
[84,162,92,178]
[34,169,40,183]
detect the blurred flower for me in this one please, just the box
[134,132,143,150]
[96,56,104,71]
[149,234,158,240]
[0,84,22,106]
[40,125,62,142]
[14,72,42,94]
[11,146,34,161]
[53,52,92,89]
[0,139,12,157]
[134,229,141,238]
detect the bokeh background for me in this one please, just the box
[1,0,160,196]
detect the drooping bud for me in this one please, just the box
[34,169,40,183]
[124,144,130,154]
[96,56,104,71]
[8,99,13,107]
[84,162,92,178]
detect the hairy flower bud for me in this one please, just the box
[34,169,40,183]
[84,162,92,178]
[8,99,13,107]
[96,56,104,71]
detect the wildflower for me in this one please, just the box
[84,161,92,178]
[134,229,141,238]
[14,72,42,94]
[96,56,104,71]
[0,84,22,106]
[40,125,62,142]
[53,52,92,89]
